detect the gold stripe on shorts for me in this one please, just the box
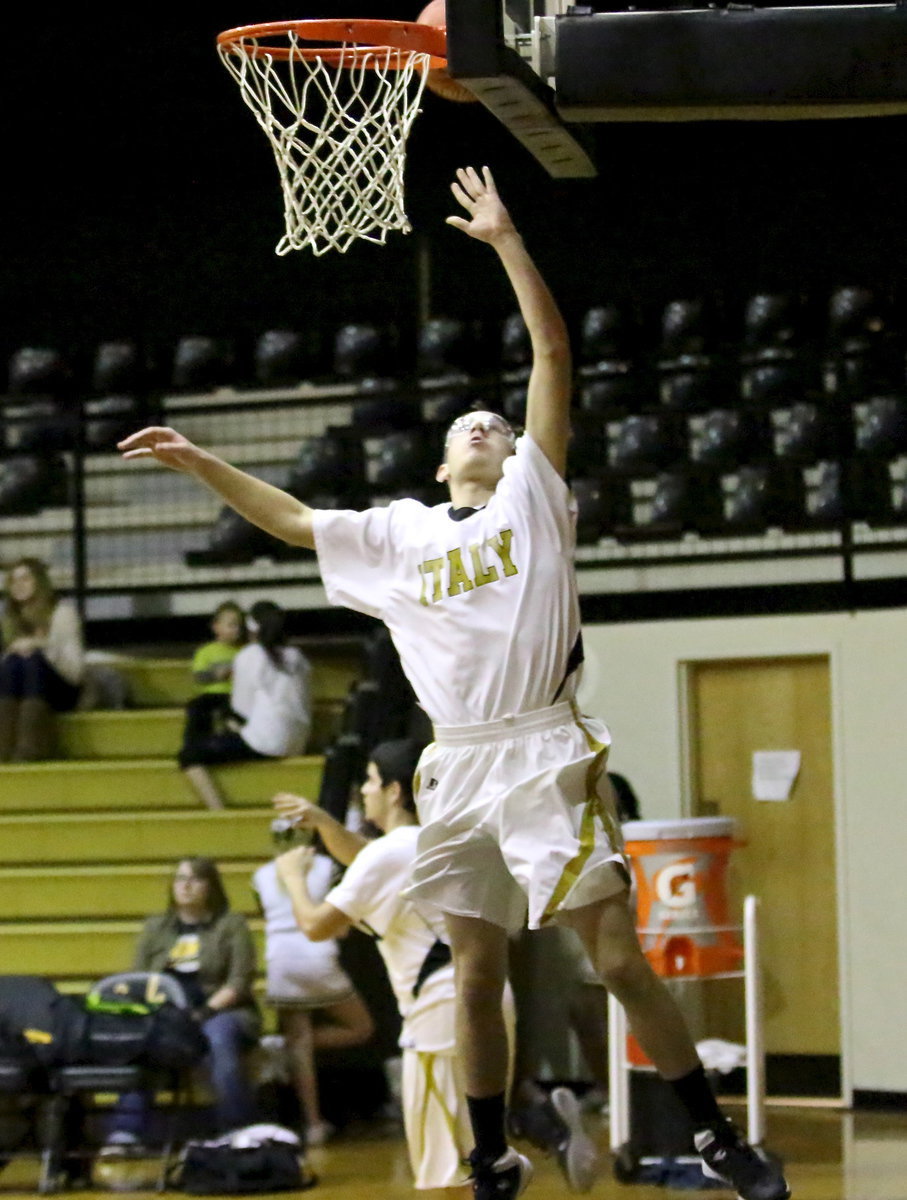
[541,711,614,921]
[418,1051,459,1150]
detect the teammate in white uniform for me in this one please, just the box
[273,739,509,1195]
[118,166,789,1200]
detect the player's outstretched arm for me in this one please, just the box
[272,791,369,867]
[118,426,316,549]
[447,165,571,477]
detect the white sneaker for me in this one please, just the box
[98,1131,143,1159]
[550,1087,601,1193]
[469,1146,533,1200]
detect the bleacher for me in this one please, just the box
[0,648,363,992]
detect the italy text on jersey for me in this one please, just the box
[417,527,519,606]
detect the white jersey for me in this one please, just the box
[231,642,311,757]
[253,857,344,974]
[253,857,354,1005]
[313,434,580,727]
[253,855,336,939]
[325,826,456,1052]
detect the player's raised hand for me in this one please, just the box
[273,791,322,830]
[117,426,202,472]
[446,166,517,245]
[275,845,316,881]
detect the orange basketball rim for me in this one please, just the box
[216,18,450,256]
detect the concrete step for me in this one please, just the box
[110,654,360,707]
[0,860,262,920]
[0,755,324,812]
[58,701,344,758]
[0,918,264,980]
[0,808,280,866]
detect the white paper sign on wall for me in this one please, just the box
[751,750,801,801]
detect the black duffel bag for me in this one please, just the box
[0,975,88,1067]
[0,973,208,1071]
[170,1133,316,1194]
[82,1002,208,1070]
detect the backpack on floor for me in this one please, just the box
[169,1126,317,1194]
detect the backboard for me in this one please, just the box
[444,1,907,180]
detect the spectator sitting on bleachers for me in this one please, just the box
[179,600,312,810]
[178,600,248,762]
[0,557,84,761]
[101,856,261,1157]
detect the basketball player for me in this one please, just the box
[272,737,513,1197]
[118,165,790,1200]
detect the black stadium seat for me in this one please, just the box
[8,347,72,398]
[171,336,234,392]
[741,292,805,355]
[333,322,397,380]
[370,429,439,494]
[608,413,682,474]
[286,431,365,504]
[254,329,318,387]
[690,409,765,469]
[722,465,801,533]
[578,363,642,416]
[853,396,907,458]
[418,317,479,377]
[771,402,839,465]
[92,341,144,395]
[658,356,721,414]
[579,303,636,365]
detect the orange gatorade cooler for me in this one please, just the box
[622,817,744,981]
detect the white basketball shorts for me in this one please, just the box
[407,700,629,933]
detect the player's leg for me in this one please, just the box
[278,1008,324,1143]
[183,764,226,810]
[560,895,790,1200]
[444,912,532,1200]
[507,927,601,1193]
[560,894,702,1072]
[311,993,375,1051]
[445,913,510,1119]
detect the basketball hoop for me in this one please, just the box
[217,19,447,256]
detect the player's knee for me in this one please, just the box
[592,940,650,997]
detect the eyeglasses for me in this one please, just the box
[444,412,516,447]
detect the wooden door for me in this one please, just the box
[687,656,839,1058]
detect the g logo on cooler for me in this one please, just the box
[654,859,698,909]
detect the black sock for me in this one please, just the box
[668,1065,725,1132]
[466,1092,507,1164]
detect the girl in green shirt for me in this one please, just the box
[179,601,246,762]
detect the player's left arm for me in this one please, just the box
[275,846,351,940]
[447,166,572,477]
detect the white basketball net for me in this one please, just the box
[218,33,432,256]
